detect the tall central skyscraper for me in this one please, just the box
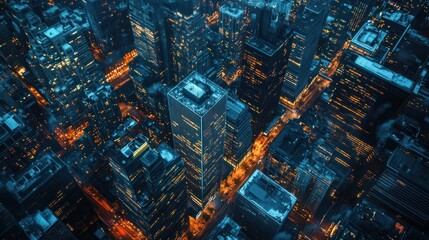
[168,71,227,214]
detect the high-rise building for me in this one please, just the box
[129,0,170,83]
[328,52,414,169]
[376,10,414,52]
[168,71,227,213]
[349,22,389,63]
[233,170,297,240]
[320,2,352,62]
[83,84,122,145]
[6,151,97,237]
[294,158,335,215]
[84,0,132,55]
[224,96,253,168]
[27,9,103,130]
[0,112,41,174]
[0,16,27,72]
[130,59,172,143]
[282,0,330,104]
[239,35,291,137]
[19,208,77,240]
[348,0,374,33]
[170,10,210,84]
[108,134,189,239]
[219,3,245,84]
[368,145,429,227]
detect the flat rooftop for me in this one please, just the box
[246,36,279,56]
[226,96,248,122]
[351,22,387,54]
[120,134,149,160]
[157,143,180,164]
[382,11,414,27]
[168,71,227,116]
[7,153,62,202]
[354,55,414,91]
[220,3,244,18]
[238,170,297,223]
[112,118,138,140]
[19,208,58,240]
[387,146,429,188]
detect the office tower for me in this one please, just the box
[170,9,210,84]
[368,145,429,227]
[84,0,131,55]
[0,112,42,174]
[349,22,389,63]
[264,121,310,188]
[83,84,122,145]
[377,10,414,52]
[320,2,352,61]
[6,151,97,237]
[239,35,291,137]
[0,17,27,72]
[384,29,429,79]
[348,0,374,32]
[294,158,335,215]
[129,0,170,83]
[168,72,227,213]
[282,0,330,104]
[219,3,245,84]
[27,9,103,131]
[130,59,172,143]
[328,52,414,168]
[331,199,427,240]
[19,208,77,240]
[233,170,297,240]
[224,96,253,168]
[109,134,189,239]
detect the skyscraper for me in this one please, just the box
[294,158,335,215]
[224,96,253,168]
[219,3,245,84]
[168,71,227,214]
[6,151,97,237]
[239,35,291,137]
[170,9,210,84]
[129,0,170,83]
[328,51,414,169]
[109,134,189,239]
[233,170,297,240]
[282,0,330,104]
[27,9,103,131]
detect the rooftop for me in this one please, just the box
[226,96,249,122]
[387,146,429,188]
[208,216,243,239]
[0,113,25,140]
[112,118,138,140]
[220,3,244,18]
[382,11,414,27]
[19,208,58,240]
[120,134,149,160]
[246,36,279,56]
[351,22,387,54]
[354,55,414,91]
[7,153,62,202]
[238,170,296,223]
[168,72,227,116]
[157,143,180,164]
